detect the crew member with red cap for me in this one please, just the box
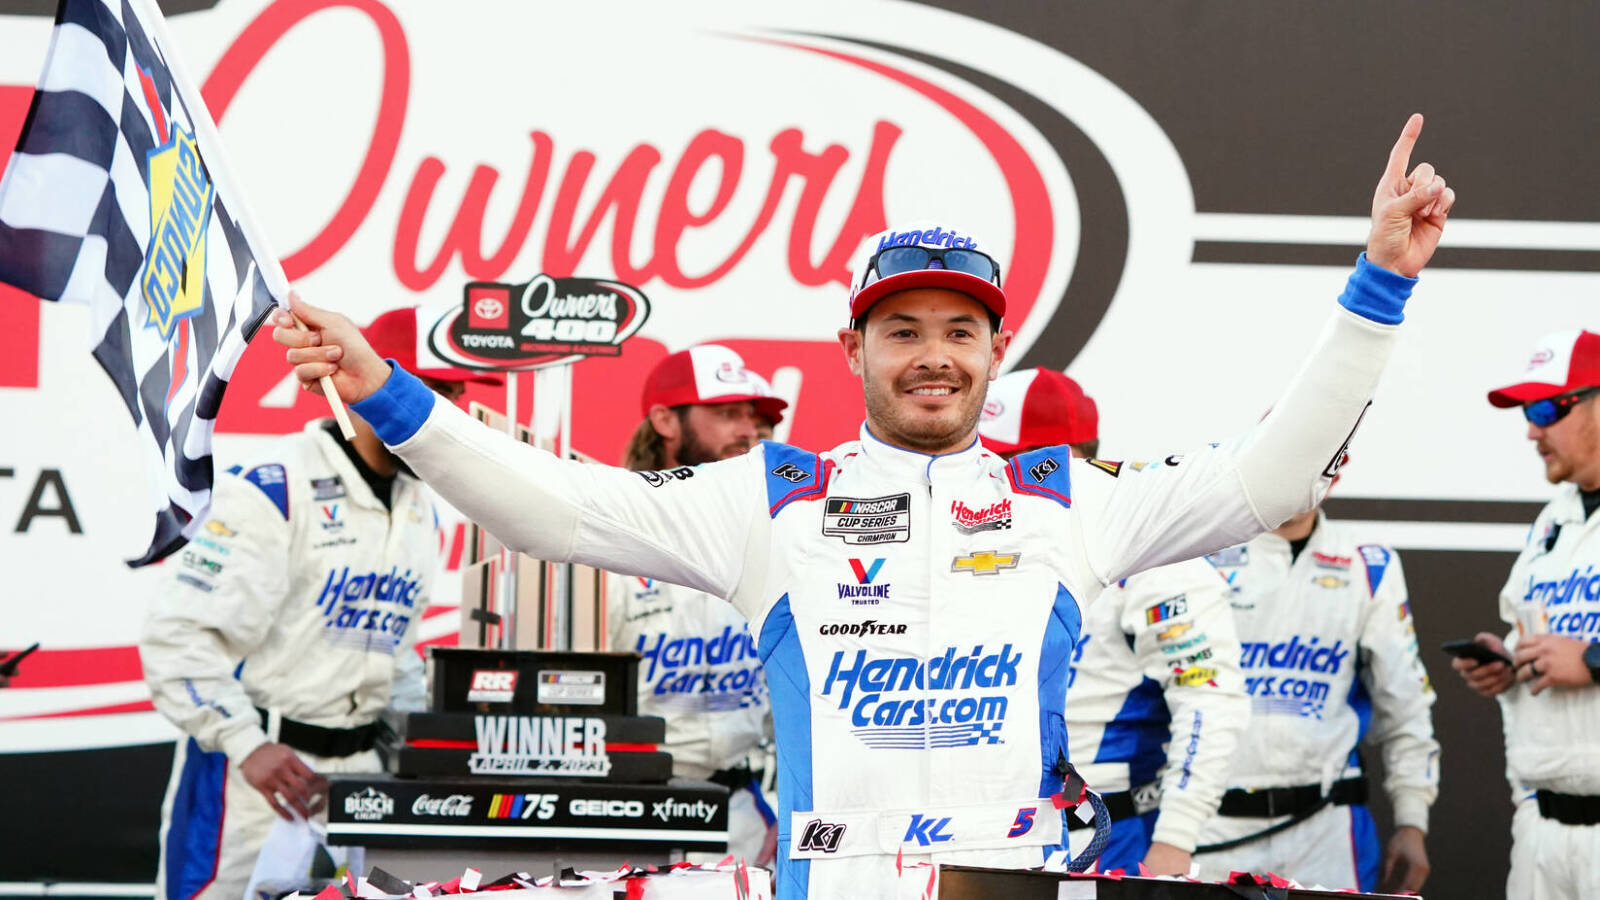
[1456,329,1600,900]
[609,345,785,864]
[980,368,1248,878]
[142,308,499,900]
[272,117,1453,896]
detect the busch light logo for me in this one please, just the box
[821,645,1020,749]
[633,627,764,711]
[428,274,651,371]
[469,715,610,777]
[343,787,394,822]
[412,793,473,817]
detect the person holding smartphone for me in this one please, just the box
[1454,329,1600,900]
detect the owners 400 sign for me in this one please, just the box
[425,275,652,372]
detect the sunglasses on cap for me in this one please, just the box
[1523,386,1600,427]
[862,245,1003,288]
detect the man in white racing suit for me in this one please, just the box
[980,368,1247,877]
[1193,500,1438,893]
[609,344,785,862]
[141,308,498,900]
[1455,329,1600,899]
[273,117,1453,897]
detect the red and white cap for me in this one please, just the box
[640,344,788,425]
[978,367,1098,455]
[847,220,1006,323]
[1487,329,1600,407]
[364,307,503,385]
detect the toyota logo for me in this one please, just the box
[474,296,506,320]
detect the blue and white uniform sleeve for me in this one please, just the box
[139,474,291,763]
[1073,256,1416,584]
[1126,560,1249,852]
[1359,550,1440,832]
[352,370,768,613]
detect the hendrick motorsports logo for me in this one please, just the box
[822,644,1020,749]
[468,715,611,776]
[427,275,650,371]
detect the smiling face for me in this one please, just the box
[838,288,1010,455]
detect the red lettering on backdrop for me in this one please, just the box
[393,123,899,293]
[201,0,410,280]
[0,84,42,388]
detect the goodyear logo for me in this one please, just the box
[142,124,213,340]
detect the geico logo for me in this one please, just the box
[818,620,908,637]
[633,627,756,682]
[1239,637,1348,674]
[569,798,643,818]
[317,566,422,611]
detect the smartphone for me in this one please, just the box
[1441,639,1513,668]
[0,642,39,678]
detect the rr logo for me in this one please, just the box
[903,813,954,846]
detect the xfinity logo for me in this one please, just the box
[412,793,473,817]
[343,787,393,822]
[652,797,720,823]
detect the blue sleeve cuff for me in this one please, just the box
[1337,252,1415,325]
[349,361,436,445]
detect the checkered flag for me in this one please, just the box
[0,0,291,566]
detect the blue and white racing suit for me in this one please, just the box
[1064,558,1247,871]
[1194,515,1438,891]
[350,259,1413,897]
[608,576,776,858]
[141,423,435,900]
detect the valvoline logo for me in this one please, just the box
[848,558,885,583]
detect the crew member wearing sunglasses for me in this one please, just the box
[1454,329,1600,900]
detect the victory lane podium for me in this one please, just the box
[325,648,732,879]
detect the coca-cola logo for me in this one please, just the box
[412,793,474,817]
[425,275,651,371]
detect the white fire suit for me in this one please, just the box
[607,576,776,859]
[1063,558,1247,870]
[1498,484,1600,899]
[1193,514,1438,891]
[141,423,436,900]
[350,263,1411,897]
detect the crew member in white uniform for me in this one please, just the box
[1455,329,1600,900]
[609,344,785,863]
[142,309,498,900]
[980,368,1247,877]
[1194,480,1438,893]
[273,117,1454,898]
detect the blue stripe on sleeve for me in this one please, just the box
[1338,253,1416,325]
[350,361,437,445]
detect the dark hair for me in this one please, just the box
[850,307,1002,333]
[1069,439,1100,459]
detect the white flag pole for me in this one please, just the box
[128,0,355,438]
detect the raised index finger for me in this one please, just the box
[1383,113,1425,182]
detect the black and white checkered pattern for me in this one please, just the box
[0,0,280,566]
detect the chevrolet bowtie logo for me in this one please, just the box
[951,551,1021,575]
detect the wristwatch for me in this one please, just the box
[1583,642,1600,684]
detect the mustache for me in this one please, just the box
[896,373,970,392]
